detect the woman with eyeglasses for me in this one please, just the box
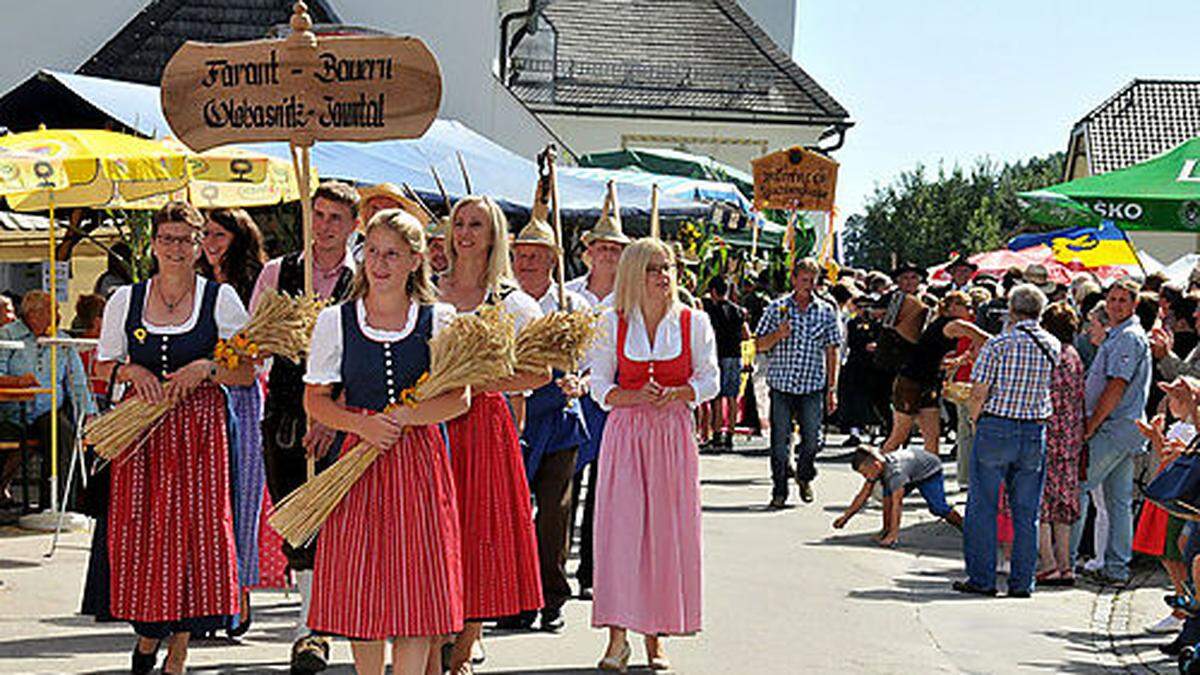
[438,196,548,674]
[303,210,468,675]
[196,208,269,637]
[93,202,254,675]
[589,238,719,672]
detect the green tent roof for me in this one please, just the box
[1027,136,1200,232]
[578,147,753,198]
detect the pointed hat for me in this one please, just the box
[514,174,560,252]
[582,180,630,245]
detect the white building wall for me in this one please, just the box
[0,0,149,99]
[335,0,560,158]
[538,114,824,171]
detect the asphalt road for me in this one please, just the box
[0,435,1183,673]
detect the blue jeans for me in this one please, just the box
[1068,419,1142,581]
[963,416,1046,593]
[910,470,952,518]
[769,388,824,498]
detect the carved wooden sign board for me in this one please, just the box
[160,12,442,151]
[751,146,839,213]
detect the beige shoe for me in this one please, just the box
[597,641,631,672]
[649,655,672,671]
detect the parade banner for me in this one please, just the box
[751,146,839,212]
[160,6,441,152]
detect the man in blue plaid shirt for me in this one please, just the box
[954,284,1060,598]
[755,257,841,508]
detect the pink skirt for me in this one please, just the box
[308,425,464,639]
[592,401,702,635]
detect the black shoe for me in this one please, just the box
[578,585,593,600]
[131,643,158,675]
[798,481,814,503]
[1161,638,1186,656]
[495,610,537,631]
[768,496,788,510]
[540,608,565,632]
[227,603,253,639]
[842,435,862,448]
[952,580,997,596]
[291,634,330,674]
[1007,589,1031,599]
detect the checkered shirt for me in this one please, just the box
[755,294,841,395]
[971,319,1061,420]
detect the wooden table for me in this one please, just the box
[0,387,52,514]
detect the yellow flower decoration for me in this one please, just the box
[133,327,147,344]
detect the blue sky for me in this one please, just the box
[795,0,1198,221]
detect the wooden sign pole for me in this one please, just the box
[751,214,760,258]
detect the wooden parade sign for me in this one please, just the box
[751,146,839,212]
[160,4,442,152]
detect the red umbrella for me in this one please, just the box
[930,245,1129,284]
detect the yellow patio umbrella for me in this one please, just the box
[0,127,191,519]
[117,137,315,209]
[0,148,68,193]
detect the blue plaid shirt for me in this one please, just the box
[755,294,841,395]
[971,319,1060,420]
[0,320,96,425]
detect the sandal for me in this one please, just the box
[1036,569,1075,587]
[1168,594,1200,617]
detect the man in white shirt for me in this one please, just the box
[511,214,590,631]
[565,202,628,598]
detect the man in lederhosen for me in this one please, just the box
[250,182,359,675]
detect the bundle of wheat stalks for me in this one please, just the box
[942,381,973,405]
[269,306,517,547]
[85,290,324,462]
[214,289,324,369]
[513,310,599,373]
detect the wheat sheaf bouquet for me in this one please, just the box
[269,305,518,548]
[513,309,599,374]
[84,289,322,462]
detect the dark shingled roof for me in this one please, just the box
[1075,79,1200,175]
[507,0,850,123]
[77,0,338,85]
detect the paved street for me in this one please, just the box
[0,436,1183,674]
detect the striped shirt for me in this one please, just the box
[971,319,1061,420]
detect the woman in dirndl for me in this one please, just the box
[303,209,467,674]
[197,207,268,635]
[438,195,548,674]
[94,202,254,675]
[589,238,719,671]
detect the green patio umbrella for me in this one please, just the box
[1017,190,1102,229]
[1020,137,1200,232]
[578,147,754,198]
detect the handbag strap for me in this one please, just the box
[1016,325,1055,365]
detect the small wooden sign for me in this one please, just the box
[161,19,442,152]
[751,146,839,212]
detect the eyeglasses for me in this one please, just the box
[645,263,675,276]
[155,234,199,247]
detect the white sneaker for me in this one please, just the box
[1083,558,1105,573]
[1146,614,1184,634]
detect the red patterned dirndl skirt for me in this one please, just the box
[107,382,240,623]
[445,392,543,619]
[308,424,464,639]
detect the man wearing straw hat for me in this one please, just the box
[566,183,629,600]
[510,208,590,632]
[427,217,450,277]
[249,181,359,674]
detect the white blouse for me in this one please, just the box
[97,276,248,363]
[304,300,456,385]
[589,305,720,412]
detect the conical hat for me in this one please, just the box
[357,182,431,225]
[582,180,630,245]
[514,175,560,252]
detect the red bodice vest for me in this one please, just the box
[616,309,693,390]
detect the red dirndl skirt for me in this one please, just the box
[445,392,543,619]
[107,382,240,623]
[308,424,464,639]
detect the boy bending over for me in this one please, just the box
[834,448,963,546]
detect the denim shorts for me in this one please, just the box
[718,357,741,398]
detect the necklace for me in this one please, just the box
[155,278,194,313]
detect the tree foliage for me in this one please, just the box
[844,152,1065,269]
